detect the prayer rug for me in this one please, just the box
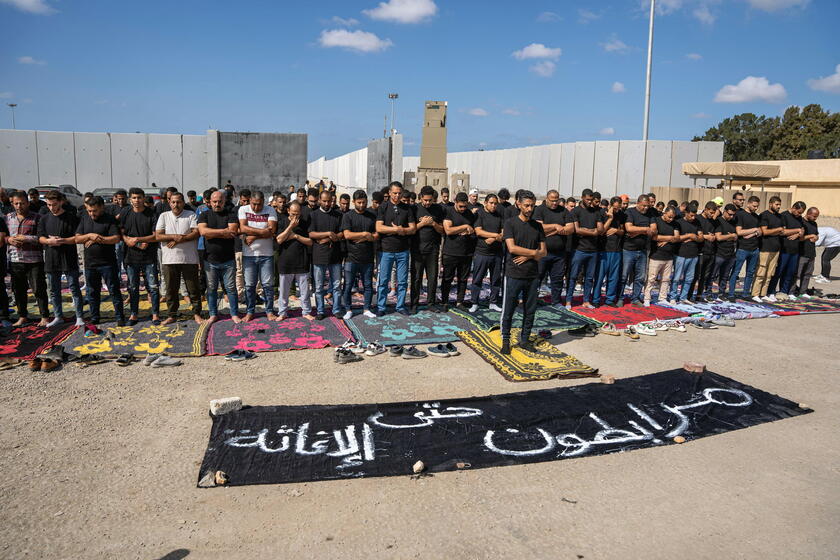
[344,308,475,347]
[570,303,690,328]
[63,318,208,357]
[458,328,598,382]
[760,297,840,315]
[24,289,154,321]
[197,368,811,486]
[449,302,601,332]
[0,322,78,360]
[657,299,778,319]
[205,312,353,355]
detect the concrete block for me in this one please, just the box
[210,396,242,416]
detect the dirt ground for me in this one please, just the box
[2,284,839,559]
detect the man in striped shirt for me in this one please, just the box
[5,191,49,326]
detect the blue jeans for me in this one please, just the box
[243,255,275,315]
[669,256,698,301]
[344,262,373,311]
[621,249,647,303]
[314,262,344,316]
[205,260,238,317]
[595,251,623,305]
[768,252,799,295]
[46,270,84,319]
[126,263,160,317]
[729,248,759,298]
[115,241,126,280]
[538,252,566,305]
[566,251,598,304]
[85,265,125,321]
[377,250,409,312]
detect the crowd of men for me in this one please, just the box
[1,181,837,355]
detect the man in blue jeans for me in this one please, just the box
[120,187,161,325]
[668,203,701,304]
[767,201,806,297]
[621,194,653,307]
[565,189,603,309]
[533,189,569,306]
[728,195,762,300]
[341,190,378,319]
[309,190,345,320]
[238,191,278,322]
[375,181,416,316]
[594,196,625,306]
[198,190,241,324]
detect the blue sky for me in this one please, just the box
[1,0,838,159]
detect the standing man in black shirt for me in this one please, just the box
[644,207,680,306]
[767,201,806,297]
[795,207,819,296]
[533,190,569,307]
[197,190,240,324]
[752,196,784,301]
[27,188,46,213]
[120,188,161,325]
[668,203,702,304]
[687,201,718,302]
[710,204,738,300]
[729,195,762,300]
[37,191,84,327]
[497,188,512,212]
[410,186,444,313]
[440,192,477,311]
[341,190,378,320]
[276,202,314,320]
[375,181,416,316]
[308,190,345,320]
[594,196,625,307]
[565,189,603,309]
[500,190,546,354]
[622,194,652,307]
[108,188,130,286]
[76,196,126,325]
[469,193,504,312]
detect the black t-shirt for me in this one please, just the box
[106,203,129,221]
[736,210,761,252]
[377,201,415,253]
[801,219,818,258]
[646,207,662,219]
[503,204,520,221]
[714,217,737,259]
[503,216,545,280]
[651,217,679,260]
[341,209,377,264]
[443,206,477,257]
[308,207,344,265]
[276,214,310,274]
[759,210,783,253]
[604,210,625,253]
[499,201,512,211]
[570,205,603,253]
[76,212,119,267]
[36,211,79,273]
[695,214,715,255]
[412,203,443,254]
[29,199,46,213]
[676,217,700,258]
[474,207,504,257]
[533,204,567,255]
[197,208,237,264]
[780,211,803,254]
[120,208,159,265]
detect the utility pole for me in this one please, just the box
[642,0,655,141]
[7,103,17,129]
[388,93,398,136]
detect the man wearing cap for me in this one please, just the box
[467,188,481,213]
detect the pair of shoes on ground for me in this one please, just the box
[388,345,427,359]
[500,338,537,355]
[143,353,183,367]
[427,342,459,357]
[342,309,377,320]
[569,324,599,338]
[224,349,257,362]
[334,340,389,363]
[467,303,503,313]
[29,357,61,372]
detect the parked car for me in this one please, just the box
[35,184,84,208]
[92,188,125,204]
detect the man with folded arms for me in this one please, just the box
[155,192,202,325]
[276,201,314,320]
[668,203,702,304]
[565,189,603,309]
[768,201,806,298]
[341,190,378,319]
[38,191,84,327]
[729,195,762,301]
[644,207,680,306]
[533,189,569,307]
[440,192,477,311]
[375,182,416,316]
[120,187,161,325]
[238,191,278,321]
[621,194,652,307]
[410,186,444,313]
[5,192,50,326]
[710,204,738,300]
[469,193,504,312]
[308,190,344,321]
[197,190,240,324]
[687,201,718,302]
[752,196,784,302]
[794,207,819,296]
[594,196,624,307]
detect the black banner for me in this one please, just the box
[198,370,811,486]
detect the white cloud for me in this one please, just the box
[578,8,601,23]
[0,0,56,14]
[654,0,684,15]
[18,55,46,65]
[692,4,716,24]
[467,108,488,117]
[714,76,787,103]
[807,63,840,94]
[0,91,13,99]
[502,108,521,116]
[363,0,437,24]
[745,0,809,12]
[692,112,711,118]
[536,11,562,22]
[611,81,626,93]
[329,16,359,26]
[512,43,562,60]
[686,53,703,60]
[530,61,556,77]
[319,29,393,53]
[599,127,616,135]
[601,35,629,53]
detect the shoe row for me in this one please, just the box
[333,339,460,363]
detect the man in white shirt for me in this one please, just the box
[238,191,278,321]
[155,192,202,324]
[814,226,840,283]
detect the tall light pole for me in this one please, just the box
[388,93,398,136]
[7,103,17,129]
[642,0,655,141]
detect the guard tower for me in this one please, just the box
[413,100,449,191]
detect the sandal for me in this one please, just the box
[599,322,621,336]
[623,326,640,340]
[40,358,60,372]
[116,353,135,367]
[29,358,43,372]
[78,354,110,367]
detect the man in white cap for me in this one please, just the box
[467,188,481,213]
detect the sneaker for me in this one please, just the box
[363,309,377,318]
[693,320,718,330]
[224,350,241,361]
[752,296,764,303]
[443,342,460,356]
[668,321,687,332]
[397,308,410,316]
[668,299,679,306]
[364,342,387,356]
[230,350,257,361]
[710,317,736,327]
[74,317,85,327]
[565,303,572,310]
[636,323,657,336]
[651,321,669,331]
[315,313,325,321]
[643,301,651,307]
[151,355,182,367]
[768,294,780,302]
[144,353,162,366]
[455,303,469,311]
[388,345,404,357]
[489,303,503,312]
[518,340,536,352]
[335,348,363,364]
[623,326,640,340]
[468,304,479,313]
[427,344,449,357]
[343,310,353,320]
[500,340,511,354]
[402,346,427,359]
[787,294,798,301]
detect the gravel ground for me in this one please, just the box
[1,282,838,559]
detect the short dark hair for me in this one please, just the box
[686,203,699,214]
[441,187,450,195]
[307,187,319,198]
[748,195,761,204]
[733,192,745,199]
[792,201,806,210]
[187,190,196,198]
[667,200,678,207]
[581,188,594,198]
[250,191,265,202]
[498,188,510,200]
[240,189,252,198]
[352,189,367,201]
[637,194,649,203]
[567,197,577,204]
[27,188,39,196]
[114,189,127,197]
[372,191,384,204]
[485,194,498,203]
[44,190,62,201]
[610,196,621,205]
[169,192,184,202]
[724,204,738,212]
[340,193,351,201]
[419,186,436,198]
[769,195,782,204]
[409,191,416,201]
[166,186,178,194]
[704,201,718,211]
[454,192,468,203]
[297,188,307,195]
[86,195,105,207]
[663,206,676,216]
[11,191,27,201]
[592,191,602,200]
[128,187,145,197]
[389,181,403,190]
[517,190,536,203]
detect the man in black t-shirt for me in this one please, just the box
[500,190,546,355]
[37,191,84,327]
[410,186,444,313]
[565,189,603,308]
[341,190,378,319]
[533,190,569,306]
[687,201,718,302]
[752,196,784,300]
[309,190,345,320]
[497,188,512,212]
[668,203,702,304]
[275,201,314,319]
[643,207,681,306]
[767,201,806,297]
[593,196,625,306]
[197,190,241,323]
[729,195,762,300]
[710,204,738,299]
[107,189,130,285]
[469,193,504,311]
[794,207,819,296]
[75,196,126,325]
[120,188,161,325]
[0,212,9,326]
[440,192,477,311]
[375,182,416,315]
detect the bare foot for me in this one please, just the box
[161,317,176,325]
[267,313,278,321]
[12,317,28,327]
[303,313,315,321]
[37,318,49,327]
[272,314,285,322]
[231,315,242,324]
[582,302,595,309]
[194,314,203,325]
[205,315,218,325]
[243,314,253,322]
[128,315,138,322]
